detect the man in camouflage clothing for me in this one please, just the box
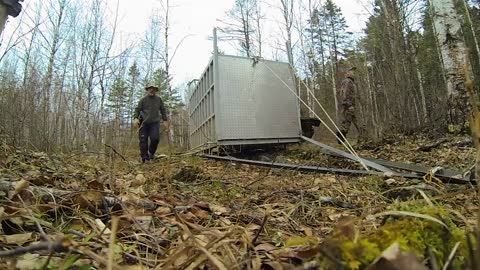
[336,67,365,144]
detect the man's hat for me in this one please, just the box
[145,85,159,91]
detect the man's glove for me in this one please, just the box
[133,118,140,128]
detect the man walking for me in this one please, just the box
[336,67,365,144]
[133,85,169,163]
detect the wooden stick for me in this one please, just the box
[252,213,268,245]
[0,237,71,258]
[104,143,128,162]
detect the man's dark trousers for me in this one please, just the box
[139,122,160,161]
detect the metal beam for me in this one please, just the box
[201,154,418,178]
[201,154,474,185]
[300,136,470,183]
[301,136,394,173]
[364,158,465,180]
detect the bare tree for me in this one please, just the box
[278,0,294,61]
[429,0,473,131]
[163,0,171,91]
[219,0,259,57]
[254,0,264,57]
[294,0,320,117]
[42,0,70,150]
[142,14,163,82]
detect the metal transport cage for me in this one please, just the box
[187,29,302,151]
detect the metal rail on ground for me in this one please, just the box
[301,136,393,173]
[199,136,473,185]
[201,154,474,185]
[201,154,418,178]
[300,136,469,183]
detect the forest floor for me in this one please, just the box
[0,134,478,270]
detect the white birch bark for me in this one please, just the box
[429,0,472,128]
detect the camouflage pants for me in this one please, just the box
[338,106,366,139]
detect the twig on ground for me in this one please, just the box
[16,194,50,241]
[0,237,71,258]
[252,213,269,246]
[104,143,128,162]
[243,172,270,189]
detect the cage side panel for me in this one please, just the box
[218,138,301,146]
[216,56,301,141]
[188,60,216,150]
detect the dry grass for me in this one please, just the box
[0,136,477,269]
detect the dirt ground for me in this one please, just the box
[0,134,478,269]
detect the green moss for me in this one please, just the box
[341,239,381,270]
[370,219,440,257]
[319,204,467,269]
[285,236,319,248]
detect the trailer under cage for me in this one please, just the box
[187,29,303,151]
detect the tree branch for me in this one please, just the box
[0,237,71,258]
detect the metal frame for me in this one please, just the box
[300,136,470,183]
[202,154,422,179]
[188,58,215,150]
[218,138,300,146]
[202,150,472,185]
[188,28,302,150]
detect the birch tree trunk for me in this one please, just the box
[279,0,294,63]
[413,51,428,124]
[429,0,473,131]
[430,2,480,236]
[162,0,175,146]
[366,65,378,138]
[43,0,68,151]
